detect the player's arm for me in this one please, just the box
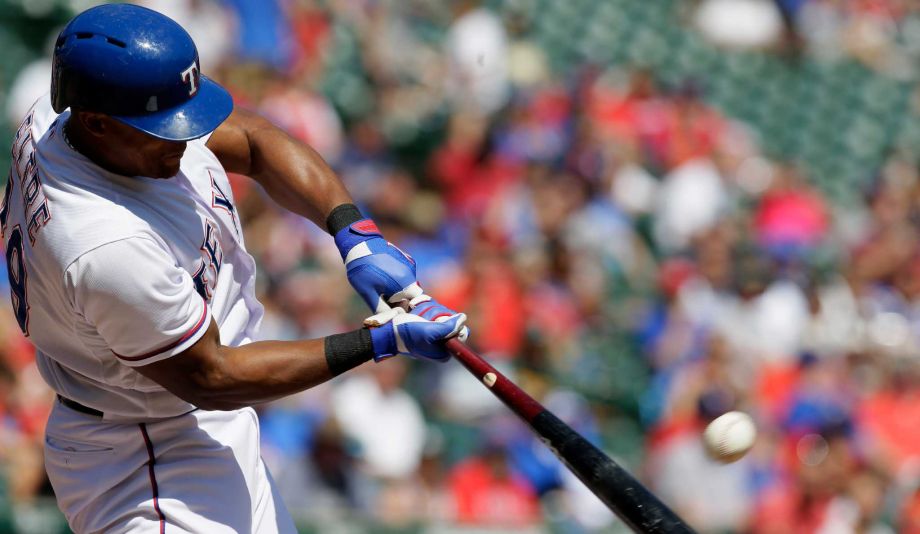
[136,321,337,408]
[134,307,464,410]
[206,108,465,322]
[206,107,353,229]
[66,237,465,411]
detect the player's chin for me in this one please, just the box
[149,159,183,179]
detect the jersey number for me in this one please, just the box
[6,226,29,335]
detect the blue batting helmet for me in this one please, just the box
[51,4,232,141]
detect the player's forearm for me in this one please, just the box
[136,320,375,410]
[192,338,333,409]
[246,118,354,228]
[187,329,373,410]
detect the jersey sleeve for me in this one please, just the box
[65,237,211,367]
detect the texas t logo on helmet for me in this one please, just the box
[181,62,200,97]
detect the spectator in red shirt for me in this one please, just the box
[447,443,541,528]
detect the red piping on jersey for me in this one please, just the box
[139,423,166,533]
[114,303,208,362]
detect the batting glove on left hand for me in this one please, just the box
[334,218,422,313]
[364,306,467,362]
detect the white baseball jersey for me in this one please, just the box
[3,94,263,420]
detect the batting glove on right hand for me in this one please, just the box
[406,294,470,342]
[365,306,467,362]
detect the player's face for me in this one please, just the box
[100,119,188,178]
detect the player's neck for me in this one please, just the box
[64,116,137,177]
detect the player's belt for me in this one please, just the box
[57,395,104,417]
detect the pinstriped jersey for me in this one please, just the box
[2,94,263,421]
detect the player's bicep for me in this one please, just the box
[66,237,211,367]
[206,108,266,175]
[132,318,225,405]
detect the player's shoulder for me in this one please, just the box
[7,95,146,267]
[9,93,62,178]
[27,95,83,179]
[25,93,59,136]
[16,93,62,156]
[35,202,162,278]
[27,174,164,277]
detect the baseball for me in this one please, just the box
[703,411,756,464]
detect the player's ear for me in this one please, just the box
[74,111,109,138]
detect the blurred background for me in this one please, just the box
[3,0,920,532]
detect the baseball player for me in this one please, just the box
[4,4,467,533]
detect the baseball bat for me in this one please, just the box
[445,338,696,534]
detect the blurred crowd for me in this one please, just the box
[697,0,920,80]
[3,0,920,533]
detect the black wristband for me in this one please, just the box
[326,203,364,235]
[324,328,374,376]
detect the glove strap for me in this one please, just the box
[331,206,385,261]
[368,322,399,361]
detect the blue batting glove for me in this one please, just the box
[408,294,470,342]
[365,307,467,362]
[334,219,422,313]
